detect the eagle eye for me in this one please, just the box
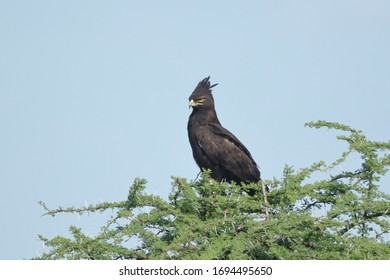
[197,98,206,103]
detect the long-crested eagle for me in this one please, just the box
[187,76,262,195]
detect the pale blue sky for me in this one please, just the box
[1,1,389,259]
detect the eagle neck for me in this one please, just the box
[190,107,221,126]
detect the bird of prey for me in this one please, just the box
[187,76,261,194]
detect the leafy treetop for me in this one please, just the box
[36,121,390,260]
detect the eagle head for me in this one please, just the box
[188,76,218,109]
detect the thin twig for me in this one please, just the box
[262,181,270,221]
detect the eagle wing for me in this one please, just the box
[194,123,260,183]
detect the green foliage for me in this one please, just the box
[35,121,390,259]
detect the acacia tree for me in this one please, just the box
[36,121,390,259]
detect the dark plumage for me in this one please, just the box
[187,76,261,192]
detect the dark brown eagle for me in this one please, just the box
[187,76,261,193]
